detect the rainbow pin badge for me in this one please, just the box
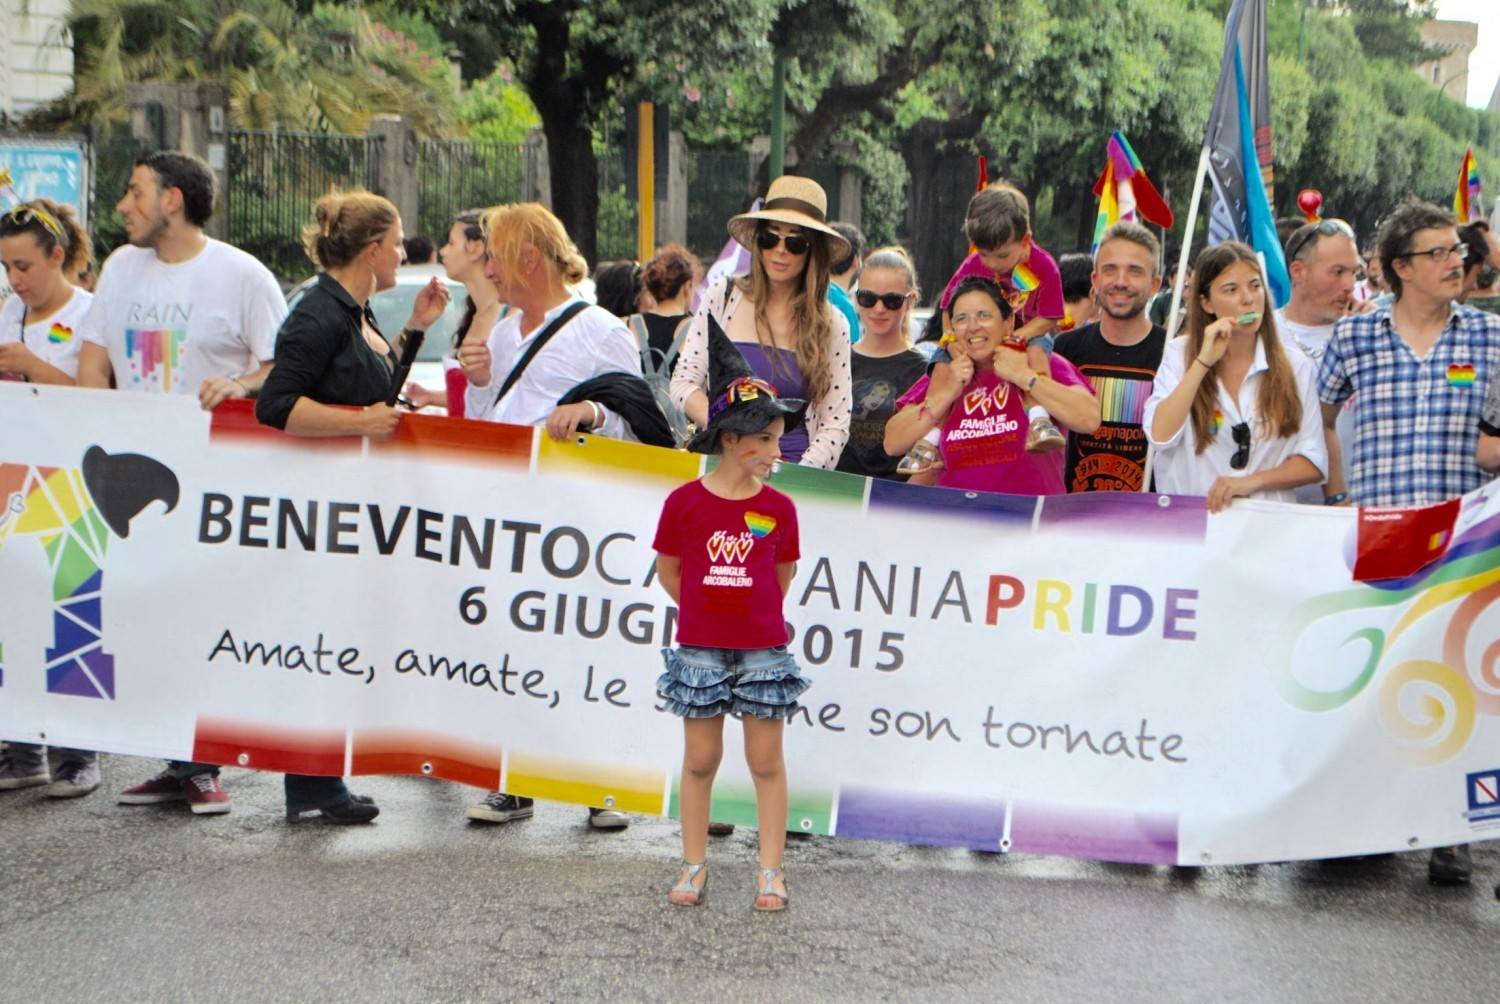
[1010,261,1040,293]
[744,512,776,538]
[1446,363,1476,388]
[47,323,73,344]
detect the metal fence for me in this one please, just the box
[416,138,525,247]
[227,130,382,282]
[594,148,638,263]
[686,149,755,263]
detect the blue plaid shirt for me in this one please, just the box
[1318,303,1500,507]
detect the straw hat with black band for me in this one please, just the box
[728,176,852,263]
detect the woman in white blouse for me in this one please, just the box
[1142,242,1326,511]
[670,176,852,469]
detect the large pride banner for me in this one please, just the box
[3,384,1499,865]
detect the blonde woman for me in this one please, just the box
[671,176,853,469]
[836,246,929,479]
[458,203,644,444]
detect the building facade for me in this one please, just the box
[1,0,75,121]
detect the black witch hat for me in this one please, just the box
[685,316,806,455]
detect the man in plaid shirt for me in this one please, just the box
[1318,198,1500,885]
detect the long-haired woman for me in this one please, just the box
[1141,242,1326,511]
[670,176,852,469]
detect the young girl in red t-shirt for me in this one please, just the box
[653,326,809,912]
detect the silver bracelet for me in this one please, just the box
[588,401,604,430]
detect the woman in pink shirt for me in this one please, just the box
[884,276,1100,495]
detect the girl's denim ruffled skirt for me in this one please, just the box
[657,645,810,720]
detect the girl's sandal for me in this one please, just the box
[752,867,788,912]
[667,861,708,907]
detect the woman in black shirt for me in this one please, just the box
[835,246,928,479]
[257,191,448,437]
[256,190,448,823]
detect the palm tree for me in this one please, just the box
[65,0,456,135]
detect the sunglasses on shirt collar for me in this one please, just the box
[1229,422,1251,471]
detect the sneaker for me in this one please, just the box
[182,773,232,815]
[42,758,100,799]
[1024,414,1066,453]
[1428,843,1472,885]
[0,750,49,790]
[588,807,630,830]
[118,769,188,805]
[465,792,535,824]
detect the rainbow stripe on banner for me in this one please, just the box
[1455,148,1481,223]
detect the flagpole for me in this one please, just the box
[1165,146,1211,341]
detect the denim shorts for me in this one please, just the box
[657,645,810,720]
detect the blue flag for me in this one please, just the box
[1204,0,1289,306]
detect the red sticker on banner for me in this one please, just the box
[1351,498,1461,582]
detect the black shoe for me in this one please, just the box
[1428,844,1471,885]
[287,795,380,824]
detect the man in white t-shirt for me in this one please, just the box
[1276,220,1360,504]
[77,151,287,815]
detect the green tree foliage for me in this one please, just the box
[457,66,541,144]
[423,0,780,262]
[62,0,458,135]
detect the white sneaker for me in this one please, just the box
[43,757,101,798]
[588,807,629,830]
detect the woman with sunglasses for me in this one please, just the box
[671,176,852,469]
[836,246,929,479]
[0,199,94,387]
[1142,243,1326,513]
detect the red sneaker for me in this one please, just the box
[183,773,232,815]
[118,769,188,805]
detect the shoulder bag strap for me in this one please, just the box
[490,301,590,412]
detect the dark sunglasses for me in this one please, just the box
[756,229,810,256]
[1229,422,1251,471]
[855,289,911,310]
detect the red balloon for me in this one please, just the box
[1297,188,1323,222]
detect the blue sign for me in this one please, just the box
[0,138,88,216]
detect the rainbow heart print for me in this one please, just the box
[1210,408,1225,437]
[744,512,776,538]
[47,323,74,345]
[1446,363,1476,388]
[1010,261,1040,293]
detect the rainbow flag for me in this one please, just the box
[1091,159,1120,254]
[1090,131,1174,254]
[1454,149,1481,223]
[1011,261,1040,292]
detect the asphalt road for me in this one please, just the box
[1,755,1496,1003]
